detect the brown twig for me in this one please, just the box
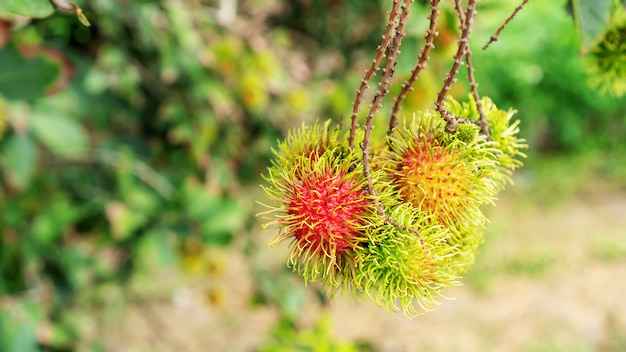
[435,0,477,134]
[363,0,412,215]
[454,0,489,137]
[453,0,465,24]
[348,0,402,149]
[465,47,489,137]
[482,0,528,50]
[389,0,441,134]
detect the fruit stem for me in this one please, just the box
[389,0,441,134]
[349,0,402,149]
[435,0,477,134]
[482,0,529,50]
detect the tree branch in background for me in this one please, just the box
[389,0,441,134]
[482,0,529,50]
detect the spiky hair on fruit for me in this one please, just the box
[270,120,348,168]
[446,95,528,182]
[260,121,383,286]
[351,203,460,317]
[381,111,501,234]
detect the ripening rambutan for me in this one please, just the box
[260,122,377,286]
[383,112,499,233]
[352,204,460,317]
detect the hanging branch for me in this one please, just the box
[465,47,489,137]
[434,0,478,134]
[363,0,412,215]
[389,0,441,133]
[482,0,529,50]
[453,0,465,25]
[455,0,489,137]
[348,0,402,149]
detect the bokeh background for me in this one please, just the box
[1,0,625,351]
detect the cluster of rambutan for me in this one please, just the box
[260,96,526,317]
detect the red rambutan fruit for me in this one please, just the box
[261,122,375,285]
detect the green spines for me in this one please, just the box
[353,204,459,316]
[260,96,526,317]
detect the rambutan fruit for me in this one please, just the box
[352,204,460,317]
[260,122,377,286]
[383,112,499,233]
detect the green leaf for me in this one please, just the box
[1,133,38,190]
[0,0,54,18]
[30,112,89,158]
[572,0,613,54]
[0,45,61,101]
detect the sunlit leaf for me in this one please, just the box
[30,112,88,159]
[572,0,613,54]
[1,133,38,190]
[0,0,54,18]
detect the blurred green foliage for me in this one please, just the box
[0,0,624,350]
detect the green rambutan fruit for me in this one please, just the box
[352,204,460,317]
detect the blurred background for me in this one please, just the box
[1,0,625,351]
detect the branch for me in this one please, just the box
[389,0,441,134]
[435,0,477,134]
[455,0,489,138]
[453,0,465,24]
[348,0,402,149]
[465,47,489,137]
[482,0,528,50]
[363,0,412,215]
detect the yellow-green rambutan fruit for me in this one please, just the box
[383,111,500,233]
[351,204,460,317]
